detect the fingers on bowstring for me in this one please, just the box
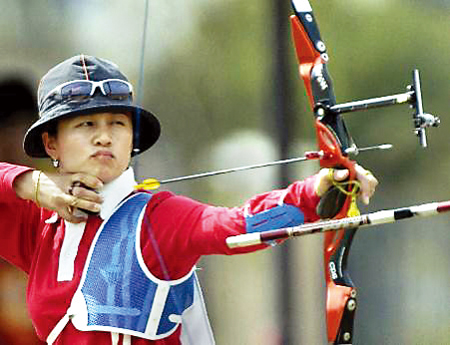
[68,183,103,204]
[69,194,101,215]
[70,174,104,192]
[58,203,87,223]
[57,193,100,222]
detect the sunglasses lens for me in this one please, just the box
[103,80,132,100]
[60,81,92,100]
[52,80,132,102]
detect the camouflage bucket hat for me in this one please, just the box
[23,54,160,157]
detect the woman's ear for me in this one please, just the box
[42,132,58,160]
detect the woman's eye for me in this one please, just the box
[77,121,93,127]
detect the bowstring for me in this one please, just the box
[133,2,196,343]
[132,0,150,177]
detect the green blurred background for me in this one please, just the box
[0,0,449,344]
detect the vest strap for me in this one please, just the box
[46,306,75,344]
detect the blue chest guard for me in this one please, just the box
[68,192,197,340]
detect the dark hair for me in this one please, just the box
[42,121,58,137]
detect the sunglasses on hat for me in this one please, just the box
[42,79,133,103]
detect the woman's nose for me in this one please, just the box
[93,127,112,146]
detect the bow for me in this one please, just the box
[290,2,358,343]
[289,0,439,343]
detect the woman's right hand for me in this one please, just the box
[14,170,104,223]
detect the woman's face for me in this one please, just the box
[43,112,134,184]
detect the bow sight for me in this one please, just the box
[314,69,440,148]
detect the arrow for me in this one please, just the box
[135,144,392,190]
[226,200,450,248]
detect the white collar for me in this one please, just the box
[99,167,137,220]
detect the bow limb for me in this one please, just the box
[290,1,358,343]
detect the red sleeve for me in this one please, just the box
[0,163,42,273]
[141,175,320,278]
[241,175,321,222]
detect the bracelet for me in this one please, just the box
[35,171,42,207]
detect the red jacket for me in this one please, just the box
[0,163,320,344]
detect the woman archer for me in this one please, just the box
[0,54,377,344]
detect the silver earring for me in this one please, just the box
[52,159,60,168]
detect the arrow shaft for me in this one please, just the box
[226,200,450,248]
[159,152,321,185]
[155,144,391,186]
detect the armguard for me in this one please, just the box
[245,204,305,233]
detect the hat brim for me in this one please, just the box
[23,98,160,158]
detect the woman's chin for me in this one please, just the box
[89,167,124,184]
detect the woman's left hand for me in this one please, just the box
[315,164,378,205]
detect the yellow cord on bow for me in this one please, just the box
[328,168,361,217]
[347,192,360,217]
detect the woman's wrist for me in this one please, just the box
[13,170,38,203]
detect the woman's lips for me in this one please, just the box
[91,150,114,159]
